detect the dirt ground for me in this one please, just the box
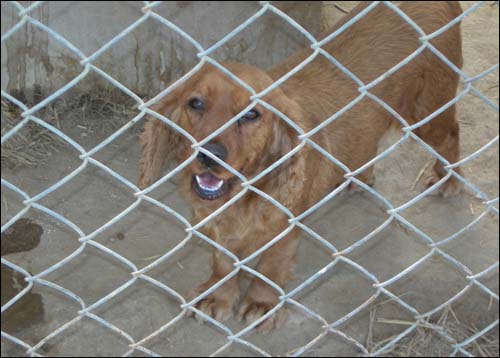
[1,2,498,357]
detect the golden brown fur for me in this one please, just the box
[138,2,464,330]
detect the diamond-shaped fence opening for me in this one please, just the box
[1,1,498,357]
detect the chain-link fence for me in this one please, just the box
[1,1,498,356]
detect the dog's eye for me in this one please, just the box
[188,98,204,111]
[242,109,260,121]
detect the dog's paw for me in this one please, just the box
[188,294,234,322]
[237,296,287,332]
[425,170,463,198]
[185,281,239,323]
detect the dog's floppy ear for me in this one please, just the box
[267,89,308,211]
[268,88,304,157]
[138,93,185,190]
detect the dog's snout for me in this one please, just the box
[197,142,228,167]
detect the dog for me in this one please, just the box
[138,1,463,331]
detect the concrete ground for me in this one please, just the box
[1,2,498,357]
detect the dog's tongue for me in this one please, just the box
[197,172,223,190]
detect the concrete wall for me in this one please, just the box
[1,1,321,102]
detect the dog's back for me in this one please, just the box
[270,1,464,199]
[270,1,463,124]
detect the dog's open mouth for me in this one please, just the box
[192,172,230,200]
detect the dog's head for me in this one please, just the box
[139,62,304,204]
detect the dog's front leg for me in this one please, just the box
[186,248,240,323]
[238,228,299,331]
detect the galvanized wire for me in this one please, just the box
[1,1,498,357]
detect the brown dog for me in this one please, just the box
[138,2,463,330]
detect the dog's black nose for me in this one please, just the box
[197,142,228,167]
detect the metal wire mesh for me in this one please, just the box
[1,1,498,356]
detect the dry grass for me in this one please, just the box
[367,304,499,357]
[1,86,138,168]
[1,99,63,168]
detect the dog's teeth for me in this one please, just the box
[196,175,223,192]
[214,180,223,190]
